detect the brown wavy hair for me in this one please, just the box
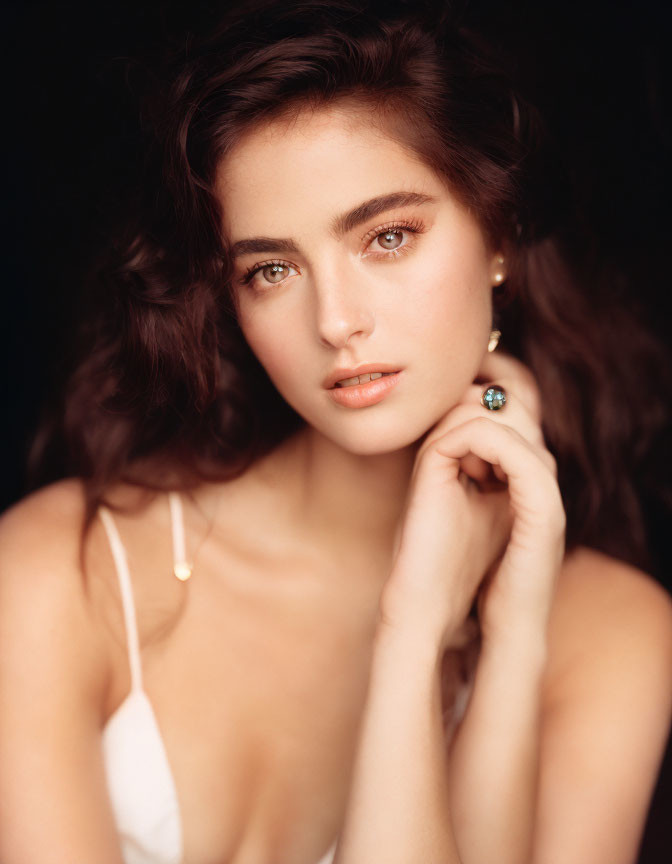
[29,0,672,575]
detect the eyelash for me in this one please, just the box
[238,218,426,289]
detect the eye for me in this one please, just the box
[362,219,425,259]
[238,218,426,291]
[371,228,405,251]
[239,260,300,288]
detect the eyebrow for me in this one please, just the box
[226,191,439,259]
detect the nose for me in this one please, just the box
[313,270,375,349]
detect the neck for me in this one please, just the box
[283,424,419,552]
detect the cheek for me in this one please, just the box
[395,242,491,346]
[396,244,492,404]
[238,306,307,393]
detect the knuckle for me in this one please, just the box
[418,437,452,468]
[473,415,494,430]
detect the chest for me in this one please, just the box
[107,551,386,864]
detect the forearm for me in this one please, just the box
[448,630,548,864]
[334,616,548,864]
[334,622,462,864]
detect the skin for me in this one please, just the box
[216,103,503,560]
[0,103,671,864]
[220,105,497,457]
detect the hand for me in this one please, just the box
[381,350,566,652]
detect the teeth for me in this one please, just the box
[335,371,395,387]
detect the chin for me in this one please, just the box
[308,411,438,457]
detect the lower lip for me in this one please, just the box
[327,371,403,408]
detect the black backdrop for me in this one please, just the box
[2,1,671,860]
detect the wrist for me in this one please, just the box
[479,626,549,675]
[378,583,466,658]
[373,612,446,674]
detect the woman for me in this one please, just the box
[1,1,671,862]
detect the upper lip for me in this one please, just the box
[322,362,402,389]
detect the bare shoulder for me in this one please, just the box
[545,544,672,694]
[0,474,185,714]
[0,478,92,603]
[532,553,672,862]
[0,477,87,548]
[0,479,112,700]
[0,481,135,859]
[557,544,672,614]
[0,477,114,597]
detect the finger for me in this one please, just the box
[462,384,553,478]
[459,452,496,484]
[473,352,542,423]
[461,383,541,436]
[433,416,565,528]
[419,389,544,461]
[493,463,508,484]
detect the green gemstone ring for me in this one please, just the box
[481,384,507,411]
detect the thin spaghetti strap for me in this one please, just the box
[168,491,192,581]
[98,507,144,692]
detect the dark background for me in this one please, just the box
[2,1,671,859]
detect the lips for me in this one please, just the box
[327,370,403,408]
[322,363,402,390]
[335,371,395,388]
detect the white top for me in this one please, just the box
[98,492,473,863]
[99,495,338,864]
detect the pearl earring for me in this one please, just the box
[488,329,501,352]
[493,254,505,285]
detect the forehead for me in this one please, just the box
[215,105,444,238]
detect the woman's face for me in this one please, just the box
[216,105,503,455]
